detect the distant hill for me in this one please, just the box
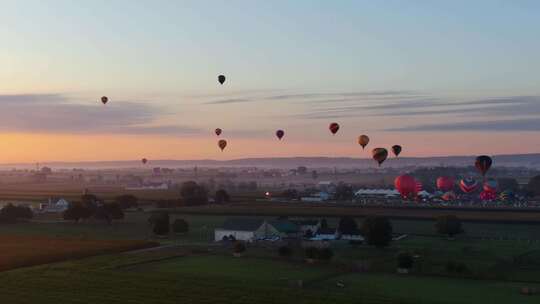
[2,154,540,170]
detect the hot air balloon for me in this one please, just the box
[371,148,388,166]
[392,145,402,157]
[276,129,285,140]
[480,190,497,201]
[218,139,227,151]
[218,75,226,85]
[395,174,417,198]
[437,176,455,192]
[329,123,340,135]
[415,180,423,194]
[459,177,479,193]
[475,155,492,177]
[499,190,514,202]
[101,96,108,105]
[483,178,498,193]
[141,158,148,165]
[358,135,370,150]
[441,191,456,201]
[215,128,222,136]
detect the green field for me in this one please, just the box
[0,253,537,304]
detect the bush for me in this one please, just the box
[149,212,170,236]
[172,219,189,234]
[63,202,93,223]
[0,204,33,223]
[435,215,463,237]
[397,252,414,269]
[305,247,318,259]
[233,241,246,254]
[215,189,230,204]
[278,245,293,258]
[180,181,208,206]
[114,195,138,209]
[317,248,334,261]
[361,216,393,248]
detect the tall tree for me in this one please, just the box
[361,216,393,248]
[180,181,208,206]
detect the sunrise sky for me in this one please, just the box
[1,1,540,163]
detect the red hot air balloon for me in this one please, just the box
[437,176,455,192]
[329,122,340,135]
[415,180,423,194]
[475,155,492,177]
[372,148,388,166]
[480,190,497,201]
[392,145,402,157]
[218,75,226,85]
[215,128,222,136]
[141,158,148,165]
[395,174,417,199]
[218,139,227,151]
[101,96,108,105]
[276,129,285,140]
[459,177,479,193]
[441,191,456,201]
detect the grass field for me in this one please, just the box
[0,252,537,304]
[0,234,157,272]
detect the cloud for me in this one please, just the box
[203,90,421,105]
[0,94,201,135]
[385,118,540,132]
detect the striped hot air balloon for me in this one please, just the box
[459,177,479,193]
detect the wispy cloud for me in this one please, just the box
[203,90,421,105]
[385,118,540,132]
[0,94,201,135]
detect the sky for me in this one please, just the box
[1,0,540,163]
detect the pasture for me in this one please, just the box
[0,252,538,304]
[0,234,156,272]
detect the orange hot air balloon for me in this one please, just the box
[141,158,148,165]
[215,128,222,136]
[329,122,340,135]
[358,135,369,150]
[475,155,492,177]
[276,129,285,140]
[372,148,388,166]
[392,145,402,157]
[218,75,226,85]
[101,96,108,105]
[218,139,227,151]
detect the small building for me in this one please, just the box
[354,189,400,198]
[301,192,331,202]
[40,197,70,213]
[292,219,322,235]
[312,227,338,241]
[215,218,300,242]
[340,229,365,242]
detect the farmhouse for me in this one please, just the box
[40,197,70,213]
[214,218,300,242]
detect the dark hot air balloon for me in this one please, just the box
[141,158,148,165]
[215,128,222,136]
[459,177,479,193]
[329,123,340,135]
[218,139,227,151]
[218,75,226,85]
[372,148,388,166]
[276,129,285,140]
[436,176,455,192]
[101,96,108,105]
[395,174,417,198]
[475,155,492,177]
[358,135,369,150]
[392,145,402,157]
